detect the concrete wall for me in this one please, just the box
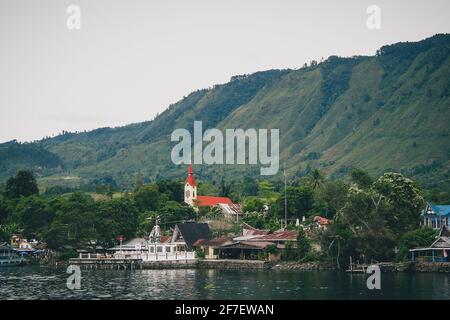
[141,259,198,269]
[198,259,268,269]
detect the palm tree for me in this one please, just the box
[310,169,324,190]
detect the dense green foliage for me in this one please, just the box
[0,35,449,193]
[236,169,429,265]
[320,172,425,268]
[0,167,436,267]
[397,227,438,261]
[0,142,62,181]
[4,170,39,198]
[0,172,195,250]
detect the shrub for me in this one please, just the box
[58,250,78,261]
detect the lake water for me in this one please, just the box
[0,266,449,300]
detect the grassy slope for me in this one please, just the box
[1,35,449,190]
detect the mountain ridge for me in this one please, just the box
[1,34,449,190]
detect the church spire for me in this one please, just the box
[186,164,196,186]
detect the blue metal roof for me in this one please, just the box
[422,202,450,216]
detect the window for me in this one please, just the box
[185,190,190,198]
[150,247,155,253]
[166,247,171,253]
[157,246,163,253]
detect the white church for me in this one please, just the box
[184,165,242,216]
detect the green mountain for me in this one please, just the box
[1,34,449,190]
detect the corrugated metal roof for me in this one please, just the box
[193,236,232,247]
[251,230,298,241]
[422,202,450,216]
[220,240,275,250]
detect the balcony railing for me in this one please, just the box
[78,251,196,261]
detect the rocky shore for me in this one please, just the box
[413,262,450,273]
[270,261,329,271]
[64,257,450,273]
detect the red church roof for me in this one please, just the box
[196,196,233,207]
[186,164,196,186]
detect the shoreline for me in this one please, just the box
[59,258,450,273]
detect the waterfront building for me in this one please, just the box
[193,236,233,259]
[100,221,212,262]
[193,223,298,260]
[0,243,23,266]
[10,234,23,247]
[15,239,35,255]
[171,222,212,250]
[421,202,450,229]
[410,225,450,262]
[108,236,190,261]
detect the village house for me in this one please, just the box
[192,236,232,260]
[421,202,450,229]
[193,223,298,261]
[184,165,242,216]
[16,239,35,254]
[10,234,23,247]
[171,222,212,250]
[410,225,450,262]
[311,216,331,231]
[9,235,40,255]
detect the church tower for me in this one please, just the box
[184,165,197,207]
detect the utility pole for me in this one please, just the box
[236,191,241,224]
[284,170,287,230]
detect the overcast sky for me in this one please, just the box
[0,0,449,143]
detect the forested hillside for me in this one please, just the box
[0,34,449,191]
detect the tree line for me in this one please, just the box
[0,170,196,251]
[0,168,441,266]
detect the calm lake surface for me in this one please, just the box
[0,266,449,300]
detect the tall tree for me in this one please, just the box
[272,186,314,219]
[135,172,143,192]
[16,196,53,237]
[4,170,39,198]
[314,181,348,219]
[374,172,424,233]
[309,169,324,190]
[349,168,373,189]
[134,184,166,211]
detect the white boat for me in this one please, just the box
[0,243,24,267]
